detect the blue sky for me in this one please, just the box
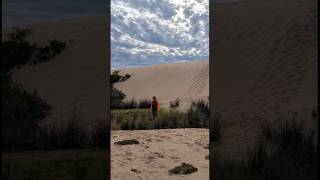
[111,0,209,68]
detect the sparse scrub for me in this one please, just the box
[185,100,209,128]
[2,28,66,152]
[110,70,131,84]
[170,98,180,108]
[111,99,209,130]
[138,99,152,109]
[1,149,107,179]
[119,99,138,109]
[214,111,318,180]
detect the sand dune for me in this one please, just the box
[111,129,209,180]
[4,0,317,177]
[212,0,317,158]
[8,16,109,124]
[114,61,209,109]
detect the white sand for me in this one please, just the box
[111,129,209,180]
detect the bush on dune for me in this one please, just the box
[170,98,180,108]
[111,99,210,130]
[1,28,66,151]
[186,100,209,128]
[214,110,318,180]
[138,99,152,109]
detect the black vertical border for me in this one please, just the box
[106,0,111,180]
[209,0,214,180]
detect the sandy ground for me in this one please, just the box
[111,129,209,180]
[114,61,209,109]
[212,0,317,159]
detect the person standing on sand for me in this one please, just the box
[150,96,160,119]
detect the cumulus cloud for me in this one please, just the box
[111,0,209,68]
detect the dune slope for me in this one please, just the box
[212,0,317,158]
[8,16,109,124]
[114,61,209,109]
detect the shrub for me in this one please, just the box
[138,99,152,109]
[1,28,66,151]
[111,86,126,109]
[170,98,180,108]
[110,70,131,84]
[185,100,209,128]
[214,111,318,180]
[119,99,138,109]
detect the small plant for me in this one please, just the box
[168,163,198,175]
[114,139,139,145]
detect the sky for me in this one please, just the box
[111,0,209,68]
[2,0,210,69]
[2,0,106,27]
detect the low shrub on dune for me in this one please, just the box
[214,110,318,180]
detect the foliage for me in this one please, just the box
[170,98,180,108]
[214,111,318,180]
[1,28,66,151]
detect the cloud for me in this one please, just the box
[111,0,209,68]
